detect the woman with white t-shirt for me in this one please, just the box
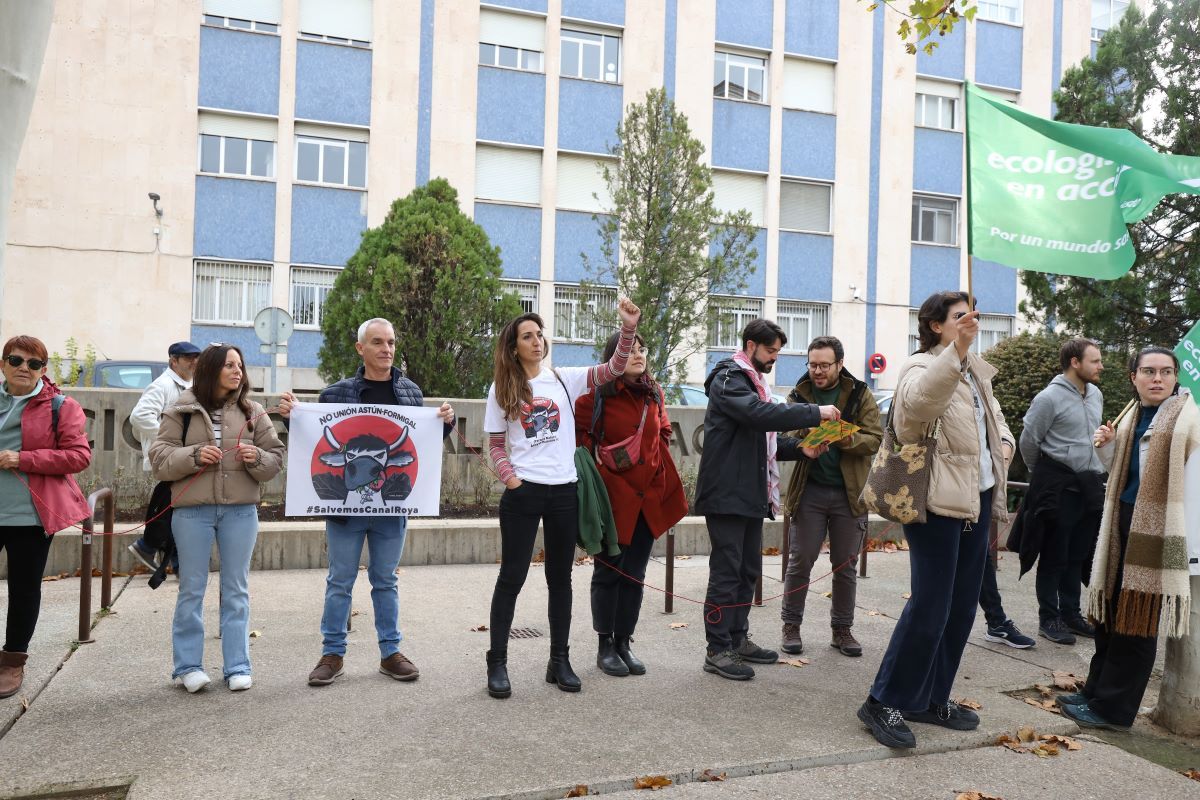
[484,298,641,698]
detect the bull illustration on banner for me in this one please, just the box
[317,426,415,505]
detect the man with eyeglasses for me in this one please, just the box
[1012,337,1107,646]
[779,336,883,658]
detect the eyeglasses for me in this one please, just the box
[4,355,46,371]
[1137,367,1177,378]
[808,362,840,372]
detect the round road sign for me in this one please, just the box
[868,353,887,374]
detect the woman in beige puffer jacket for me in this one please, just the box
[858,291,1014,750]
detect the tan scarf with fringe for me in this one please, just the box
[1088,395,1195,639]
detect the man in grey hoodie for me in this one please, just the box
[1019,338,1106,645]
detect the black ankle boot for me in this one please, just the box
[545,646,582,692]
[614,635,646,675]
[486,649,511,699]
[596,634,630,677]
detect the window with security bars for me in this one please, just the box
[777,301,830,353]
[193,260,272,324]
[908,310,1014,354]
[502,280,539,314]
[709,296,765,348]
[554,284,616,343]
[291,267,337,328]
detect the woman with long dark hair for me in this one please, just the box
[575,331,687,677]
[150,344,284,693]
[483,298,640,698]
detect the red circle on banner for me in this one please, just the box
[309,415,420,503]
[868,353,887,374]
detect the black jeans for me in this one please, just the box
[489,481,578,653]
[591,513,655,636]
[703,514,764,652]
[978,544,1009,630]
[2,526,53,653]
[1035,488,1101,623]
[1082,502,1159,726]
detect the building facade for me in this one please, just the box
[2,0,1126,391]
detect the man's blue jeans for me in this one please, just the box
[171,503,258,680]
[321,516,408,658]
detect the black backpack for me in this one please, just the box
[145,413,191,589]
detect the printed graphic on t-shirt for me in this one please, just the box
[520,397,561,441]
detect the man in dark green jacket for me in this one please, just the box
[780,336,883,659]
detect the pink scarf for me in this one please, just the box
[733,350,780,515]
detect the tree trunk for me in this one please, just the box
[1152,576,1200,735]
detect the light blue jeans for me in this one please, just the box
[321,516,408,658]
[171,503,258,680]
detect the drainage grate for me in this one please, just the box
[509,627,544,639]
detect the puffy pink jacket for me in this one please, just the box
[17,380,91,533]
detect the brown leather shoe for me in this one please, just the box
[380,652,419,681]
[831,626,863,657]
[781,623,803,654]
[0,651,28,698]
[307,654,344,687]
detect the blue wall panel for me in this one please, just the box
[909,244,961,306]
[474,203,542,279]
[716,0,773,50]
[912,128,962,196]
[193,176,276,262]
[290,185,367,267]
[784,0,838,60]
[778,232,833,301]
[484,0,547,12]
[553,343,598,367]
[294,41,372,126]
[476,67,546,147]
[558,79,622,154]
[916,20,965,80]
[562,0,624,25]
[554,211,608,283]
[287,329,324,369]
[972,258,1017,315]
[781,110,836,180]
[712,100,770,173]
[198,27,280,115]
[774,354,809,388]
[975,21,1023,89]
[190,324,271,368]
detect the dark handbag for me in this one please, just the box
[860,399,941,525]
[591,393,649,473]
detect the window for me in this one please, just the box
[502,280,539,314]
[475,145,542,204]
[290,267,337,328]
[193,260,271,324]
[295,135,367,188]
[909,309,1014,354]
[202,0,280,30]
[299,0,372,44]
[708,296,764,348]
[479,8,545,73]
[556,154,613,212]
[479,43,543,71]
[777,301,830,353]
[1091,0,1129,39]
[203,15,278,33]
[915,93,957,130]
[554,284,616,343]
[977,0,1022,24]
[782,58,834,114]
[199,135,275,178]
[779,180,832,233]
[908,311,921,355]
[712,171,766,226]
[561,28,620,83]
[911,194,958,245]
[714,51,767,103]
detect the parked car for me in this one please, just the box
[662,383,710,407]
[872,389,894,416]
[77,360,168,390]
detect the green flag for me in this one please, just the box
[1175,321,1200,404]
[966,82,1200,279]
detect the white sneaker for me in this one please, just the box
[228,674,252,692]
[174,670,211,693]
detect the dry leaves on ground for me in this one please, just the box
[761,547,781,556]
[532,549,546,563]
[956,698,982,710]
[780,657,811,668]
[1034,684,1053,699]
[564,785,590,797]
[669,622,688,630]
[41,572,70,582]
[574,556,592,565]
[698,770,726,782]
[1182,769,1200,782]
[350,610,361,617]
[866,609,882,616]
[470,625,488,632]
[633,775,672,790]
[995,729,1081,757]
[1051,670,1084,691]
[821,591,833,598]
[1041,734,1081,751]
[1023,697,1061,714]
[676,555,691,560]
[955,792,1004,800]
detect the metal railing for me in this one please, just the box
[78,488,115,644]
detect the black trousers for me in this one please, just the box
[703,514,764,652]
[2,525,53,653]
[978,542,1008,630]
[1082,502,1159,727]
[1035,489,1101,623]
[591,513,655,636]
[489,481,578,653]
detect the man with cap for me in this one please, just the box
[128,341,201,569]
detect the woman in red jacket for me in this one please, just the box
[575,331,687,676]
[0,335,91,698]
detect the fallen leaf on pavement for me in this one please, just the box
[1024,698,1060,713]
[574,556,593,565]
[1040,734,1081,751]
[821,591,833,598]
[954,792,1004,800]
[350,610,361,617]
[1034,684,1053,699]
[995,733,1028,753]
[41,572,69,582]
[780,657,810,667]
[1182,769,1200,782]
[564,785,589,797]
[532,549,545,563]
[882,542,898,553]
[698,770,726,782]
[1030,742,1059,758]
[895,539,909,550]
[900,592,912,599]
[470,625,488,632]
[633,775,672,790]
[956,698,982,710]
[761,547,780,556]
[1017,726,1037,743]
[249,630,261,638]
[1051,670,1084,691]
[669,622,688,629]
[867,609,882,616]
[676,555,691,560]
[20,696,29,711]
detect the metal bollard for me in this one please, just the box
[99,491,115,609]
[78,518,95,644]
[664,527,675,614]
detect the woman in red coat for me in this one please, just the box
[575,331,687,677]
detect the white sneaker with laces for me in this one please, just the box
[228,674,252,691]
[175,670,211,693]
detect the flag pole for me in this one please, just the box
[964,83,975,310]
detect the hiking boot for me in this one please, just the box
[902,700,980,731]
[1039,618,1077,645]
[0,651,28,699]
[1060,702,1131,731]
[380,652,419,681]
[831,625,863,657]
[307,654,344,686]
[614,636,646,675]
[984,620,1036,649]
[1064,615,1097,638]
[703,650,755,681]
[858,698,916,748]
[128,538,161,571]
[733,635,778,664]
[780,623,803,655]
[1056,692,1088,708]
[596,634,630,677]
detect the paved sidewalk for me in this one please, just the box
[0,550,1195,799]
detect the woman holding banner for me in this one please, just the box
[483,298,640,698]
[150,344,285,693]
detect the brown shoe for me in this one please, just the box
[0,651,28,698]
[831,626,863,657]
[307,654,344,686]
[380,652,419,681]
[781,623,803,654]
